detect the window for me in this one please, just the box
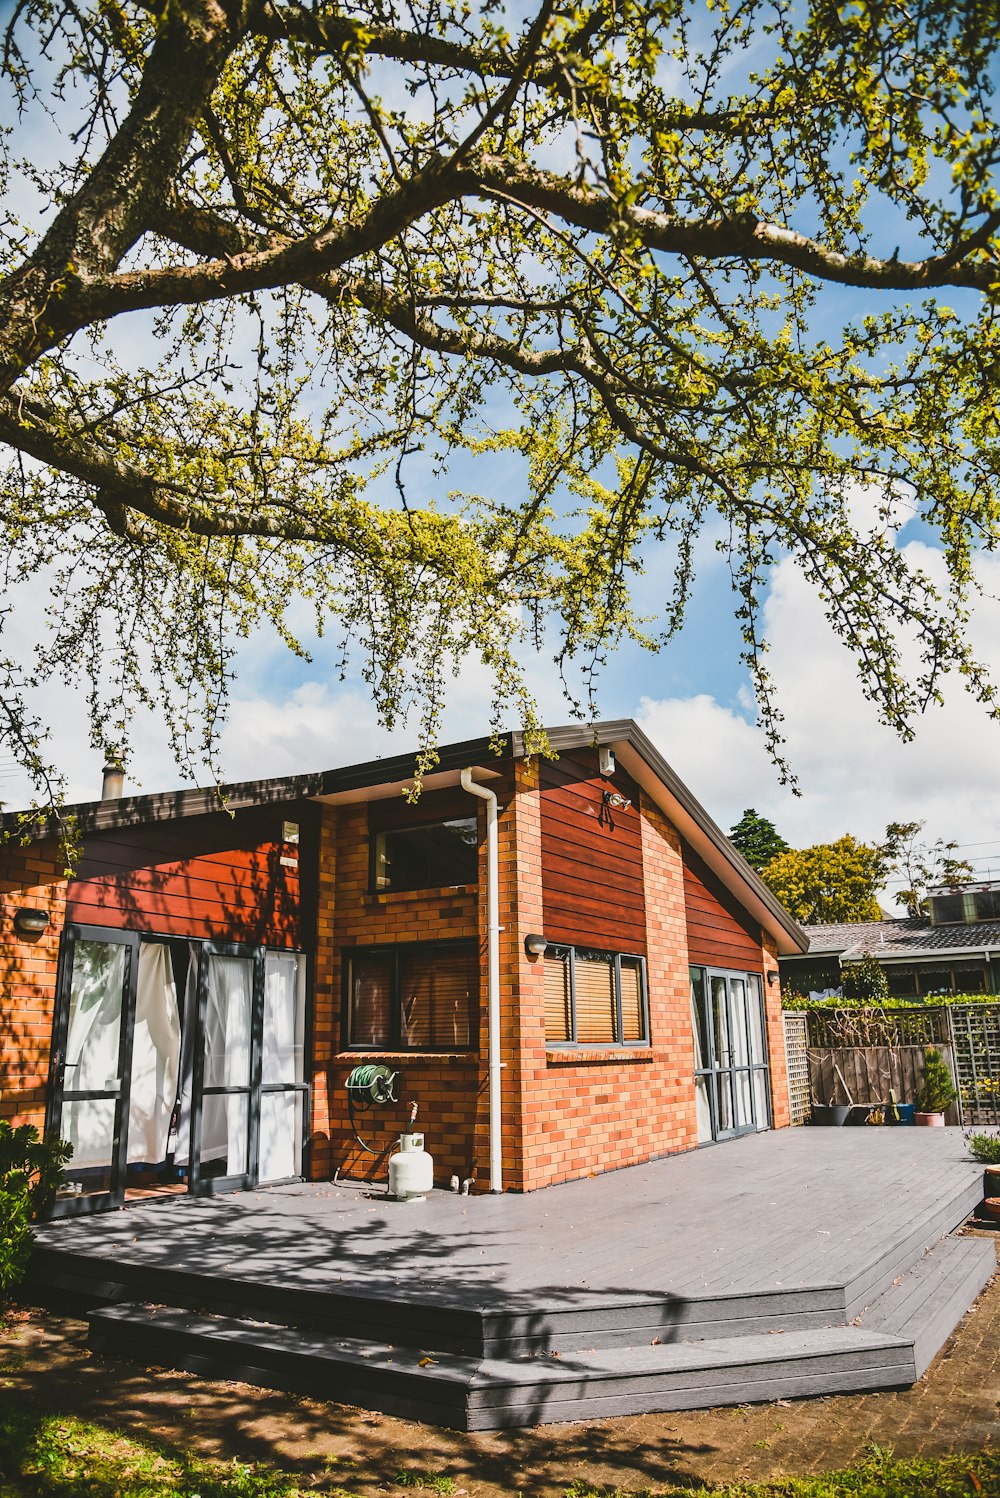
[886,968,918,999]
[345,941,478,1050]
[543,945,648,1047]
[973,889,1000,922]
[372,817,478,892]
[930,893,966,925]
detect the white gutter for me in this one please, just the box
[461,768,502,1193]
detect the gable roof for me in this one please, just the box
[788,917,1000,962]
[1,719,808,955]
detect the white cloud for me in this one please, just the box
[637,546,1000,898]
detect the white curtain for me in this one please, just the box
[198,955,252,1172]
[172,945,199,1167]
[62,940,127,1168]
[259,952,305,1182]
[127,943,182,1164]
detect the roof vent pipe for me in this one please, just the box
[460,768,502,1193]
[101,764,124,801]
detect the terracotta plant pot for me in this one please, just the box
[981,1198,1000,1223]
[914,1111,945,1127]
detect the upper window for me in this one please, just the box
[372,817,478,893]
[543,945,648,1047]
[973,889,1000,923]
[929,893,966,925]
[345,941,478,1050]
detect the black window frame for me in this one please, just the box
[542,943,649,1049]
[342,938,480,1052]
[369,814,479,895]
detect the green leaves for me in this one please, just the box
[3,0,1000,806]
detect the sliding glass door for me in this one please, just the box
[188,943,308,1195]
[49,928,138,1211]
[49,929,308,1212]
[691,966,770,1142]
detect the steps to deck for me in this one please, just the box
[84,1232,995,1430]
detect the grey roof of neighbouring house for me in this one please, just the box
[0,719,808,955]
[786,917,1000,962]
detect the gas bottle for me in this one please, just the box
[388,1131,434,1201]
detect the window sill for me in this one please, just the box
[363,884,477,905]
[545,1047,654,1065]
[335,1051,479,1064]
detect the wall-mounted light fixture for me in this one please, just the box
[767,970,780,987]
[524,933,548,956]
[602,790,632,813]
[13,907,49,937]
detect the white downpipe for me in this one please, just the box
[461,768,502,1193]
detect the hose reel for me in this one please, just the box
[346,1063,399,1105]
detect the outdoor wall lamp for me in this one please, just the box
[524,933,548,956]
[13,907,49,937]
[767,970,780,987]
[602,790,632,812]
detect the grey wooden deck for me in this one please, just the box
[32,1128,994,1428]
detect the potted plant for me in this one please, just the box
[915,1047,957,1126]
[965,1129,1000,1210]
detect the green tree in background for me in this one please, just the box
[763,836,887,925]
[882,821,975,918]
[729,809,790,873]
[4,2,1000,806]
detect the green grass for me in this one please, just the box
[1,1409,998,1498]
[566,1447,1000,1496]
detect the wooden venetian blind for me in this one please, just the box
[620,958,644,1042]
[573,953,618,1044]
[399,944,477,1048]
[349,952,393,1047]
[543,952,572,1043]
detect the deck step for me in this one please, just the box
[859,1234,995,1378]
[86,1304,915,1431]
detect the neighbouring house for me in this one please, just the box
[780,878,1000,1001]
[1,720,807,1215]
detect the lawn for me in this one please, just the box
[0,1409,997,1498]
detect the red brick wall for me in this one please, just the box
[308,780,518,1189]
[0,840,66,1128]
[511,778,700,1191]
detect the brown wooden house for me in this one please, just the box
[0,721,806,1212]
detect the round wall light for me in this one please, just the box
[13,907,50,937]
[524,933,548,956]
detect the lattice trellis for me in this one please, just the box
[782,1011,811,1125]
[950,1003,1000,1126]
[806,1006,950,1050]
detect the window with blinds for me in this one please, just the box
[542,946,648,1047]
[345,942,478,1050]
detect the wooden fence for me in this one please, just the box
[782,1002,1000,1125]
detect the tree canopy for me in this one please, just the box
[882,820,975,917]
[728,808,788,873]
[4,0,1000,807]
[762,834,886,925]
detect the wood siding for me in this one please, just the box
[65,802,316,949]
[683,840,763,971]
[539,749,646,954]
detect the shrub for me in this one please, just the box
[840,953,889,1004]
[965,1129,1000,1164]
[0,1123,71,1299]
[918,1047,958,1115]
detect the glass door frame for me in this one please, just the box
[46,925,140,1217]
[188,940,310,1197]
[692,966,771,1142]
